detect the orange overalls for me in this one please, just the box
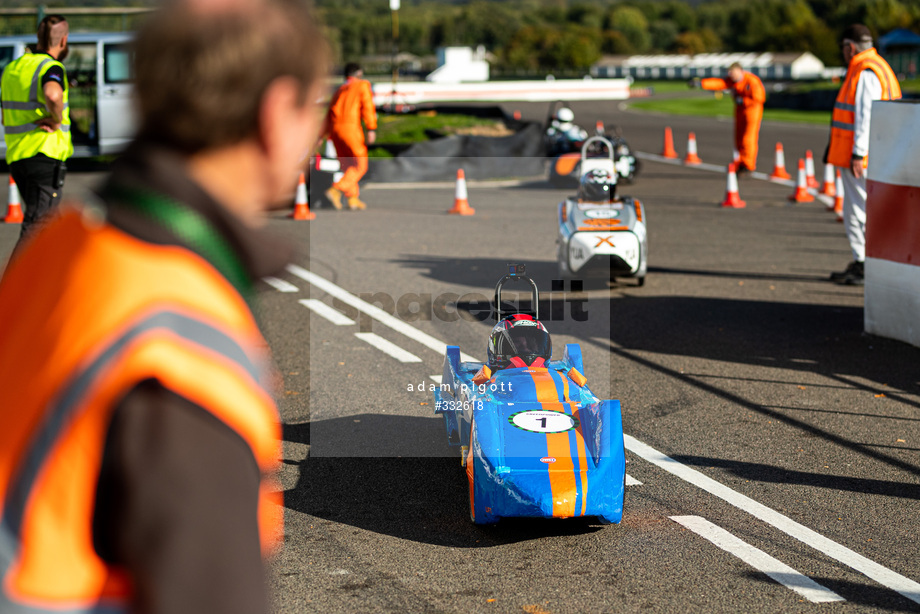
[702,72,765,171]
[324,77,377,198]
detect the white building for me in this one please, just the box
[591,51,826,81]
[426,46,490,83]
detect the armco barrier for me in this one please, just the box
[865,100,920,347]
[372,79,631,105]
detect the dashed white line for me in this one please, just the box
[671,515,844,603]
[355,332,422,363]
[263,276,299,293]
[625,474,642,486]
[288,264,919,604]
[299,299,355,326]
[286,264,478,362]
[627,435,920,605]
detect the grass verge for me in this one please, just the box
[628,93,832,124]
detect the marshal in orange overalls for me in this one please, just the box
[324,76,377,206]
[702,70,765,172]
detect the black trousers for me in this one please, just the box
[9,153,66,250]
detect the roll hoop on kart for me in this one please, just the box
[433,264,626,524]
[557,136,648,286]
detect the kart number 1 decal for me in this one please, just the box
[509,410,579,434]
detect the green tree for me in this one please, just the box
[606,5,651,54]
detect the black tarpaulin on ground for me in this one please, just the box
[365,122,546,183]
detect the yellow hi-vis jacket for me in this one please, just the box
[1,52,73,163]
[0,205,281,612]
[828,48,900,168]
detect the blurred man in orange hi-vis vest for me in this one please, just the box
[692,63,765,173]
[324,62,377,211]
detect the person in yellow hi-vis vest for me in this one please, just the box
[826,24,901,286]
[1,14,72,254]
[0,0,328,611]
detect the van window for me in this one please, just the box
[0,46,14,73]
[104,43,133,84]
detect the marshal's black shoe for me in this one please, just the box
[831,260,864,284]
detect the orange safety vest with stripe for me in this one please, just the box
[827,48,901,168]
[0,205,281,612]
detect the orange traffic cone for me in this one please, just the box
[769,142,791,180]
[513,110,522,120]
[290,173,315,220]
[448,169,475,215]
[4,176,23,224]
[684,132,702,164]
[661,127,678,159]
[820,162,836,196]
[788,159,815,203]
[721,163,746,208]
[595,120,605,135]
[805,150,819,188]
[833,170,844,221]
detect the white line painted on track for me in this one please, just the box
[299,299,355,326]
[430,375,443,384]
[263,277,299,293]
[287,264,478,362]
[627,435,920,605]
[625,474,642,486]
[634,151,833,206]
[355,332,422,363]
[287,264,918,603]
[670,515,845,603]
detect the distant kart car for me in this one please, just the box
[433,264,626,525]
[548,127,639,188]
[556,137,648,286]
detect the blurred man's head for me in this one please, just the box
[344,62,363,79]
[727,62,743,83]
[37,15,69,60]
[133,0,329,214]
[841,24,873,65]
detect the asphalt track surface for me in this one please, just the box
[2,100,920,613]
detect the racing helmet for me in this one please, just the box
[487,314,552,369]
[554,107,575,123]
[578,168,616,203]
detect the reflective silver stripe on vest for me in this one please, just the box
[3,123,71,135]
[832,120,854,131]
[2,101,69,112]
[834,101,856,112]
[1,310,266,613]
[28,58,53,103]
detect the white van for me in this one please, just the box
[0,31,135,159]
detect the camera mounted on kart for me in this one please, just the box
[494,263,540,321]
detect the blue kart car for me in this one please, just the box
[434,265,626,524]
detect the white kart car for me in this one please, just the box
[556,137,648,286]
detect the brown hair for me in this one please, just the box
[133,0,329,154]
[36,15,68,52]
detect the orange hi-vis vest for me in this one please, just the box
[828,47,901,168]
[0,205,281,612]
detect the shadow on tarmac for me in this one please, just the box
[280,420,606,547]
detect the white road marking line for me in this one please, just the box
[634,151,833,206]
[287,264,478,362]
[625,474,642,486]
[430,375,443,384]
[287,265,916,602]
[670,515,844,603]
[299,299,355,326]
[262,276,299,293]
[627,435,920,605]
[355,332,422,363]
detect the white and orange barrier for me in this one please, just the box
[864,101,920,347]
